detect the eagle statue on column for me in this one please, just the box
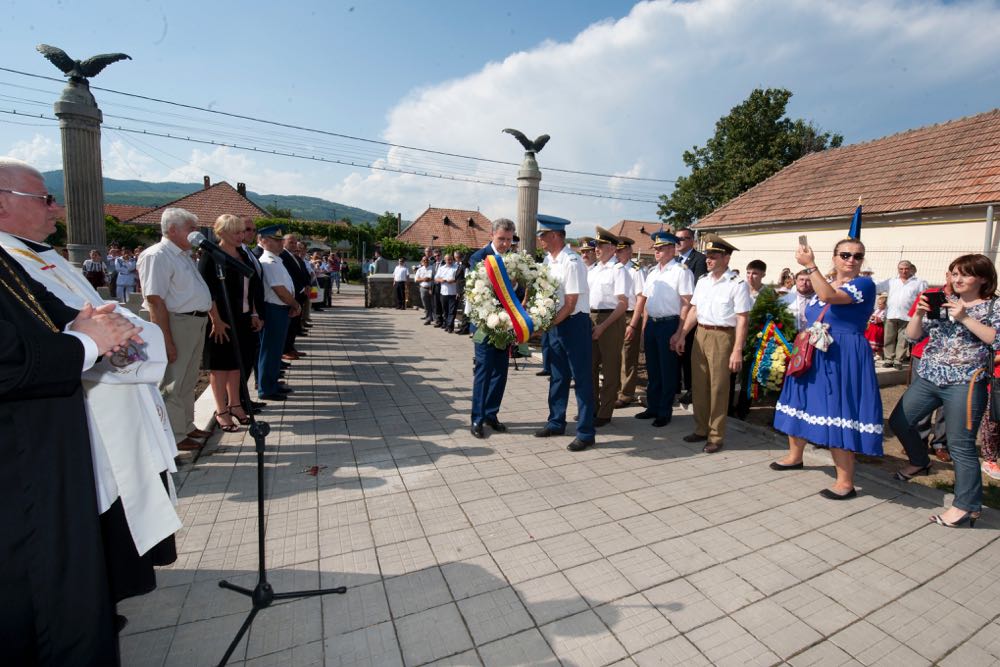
[502,129,550,155]
[36,44,132,83]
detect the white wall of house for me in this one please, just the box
[698,205,997,286]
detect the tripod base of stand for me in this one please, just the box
[216,579,346,666]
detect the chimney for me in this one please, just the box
[237,182,247,197]
[203,175,211,189]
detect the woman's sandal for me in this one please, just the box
[215,410,239,432]
[892,462,932,482]
[229,405,251,425]
[930,511,980,528]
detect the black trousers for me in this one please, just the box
[679,327,696,393]
[394,281,406,309]
[433,285,444,324]
[442,294,457,330]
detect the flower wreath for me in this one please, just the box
[465,251,558,349]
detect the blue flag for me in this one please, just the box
[848,204,862,239]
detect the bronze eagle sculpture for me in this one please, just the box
[36,44,132,82]
[502,128,550,154]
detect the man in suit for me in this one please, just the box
[468,218,516,438]
[280,233,310,361]
[674,228,707,405]
[239,216,267,410]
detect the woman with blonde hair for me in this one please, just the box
[771,238,882,499]
[198,214,259,431]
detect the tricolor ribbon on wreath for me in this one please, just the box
[483,254,534,345]
[748,316,795,399]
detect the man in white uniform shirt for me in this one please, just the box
[137,207,216,452]
[435,253,459,332]
[414,257,435,323]
[877,260,927,369]
[615,235,645,408]
[392,258,409,310]
[535,214,596,451]
[780,269,816,332]
[627,231,693,427]
[671,233,752,453]
[256,226,301,400]
[586,227,630,426]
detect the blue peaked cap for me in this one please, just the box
[650,231,678,247]
[257,224,285,239]
[536,214,571,234]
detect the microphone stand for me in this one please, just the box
[209,254,346,666]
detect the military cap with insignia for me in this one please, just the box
[594,226,620,246]
[616,235,635,249]
[536,213,571,234]
[576,236,596,251]
[700,232,738,254]
[257,224,285,239]
[650,231,679,248]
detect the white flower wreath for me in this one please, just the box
[465,251,558,349]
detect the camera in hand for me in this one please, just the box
[924,291,948,320]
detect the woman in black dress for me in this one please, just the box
[199,214,259,430]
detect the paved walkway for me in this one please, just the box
[122,285,1000,667]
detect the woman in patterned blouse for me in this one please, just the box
[889,254,1000,528]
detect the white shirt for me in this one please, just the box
[587,259,629,310]
[642,261,694,318]
[259,249,295,306]
[137,237,212,313]
[393,265,409,282]
[781,290,813,331]
[436,264,459,296]
[691,270,753,326]
[877,276,928,320]
[626,263,644,311]
[415,265,434,287]
[547,246,589,315]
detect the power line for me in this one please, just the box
[0,66,676,184]
[0,108,661,204]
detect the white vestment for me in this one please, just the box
[1,232,182,555]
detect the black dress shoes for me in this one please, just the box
[819,487,857,500]
[677,391,692,406]
[634,410,656,420]
[770,461,803,471]
[682,433,708,443]
[484,419,507,433]
[536,370,551,377]
[567,438,594,452]
[471,423,485,439]
[258,393,287,401]
[652,417,671,427]
[534,426,565,438]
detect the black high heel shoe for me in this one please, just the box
[229,405,251,425]
[214,411,239,433]
[929,511,980,528]
[892,462,932,482]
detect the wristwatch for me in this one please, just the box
[804,267,818,275]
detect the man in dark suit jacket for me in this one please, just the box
[240,216,267,406]
[280,233,310,359]
[674,228,707,404]
[468,219,516,438]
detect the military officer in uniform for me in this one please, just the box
[586,227,630,427]
[627,232,693,426]
[535,214,596,451]
[671,233,751,453]
[674,228,708,406]
[577,237,596,268]
[614,235,644,408]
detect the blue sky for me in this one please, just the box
[3,0,999,234]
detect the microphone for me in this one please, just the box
[187,231,255,278]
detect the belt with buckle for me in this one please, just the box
[650,315,680,322]
[590,309,614,314]
[699,324,734,331]
[177,310,208,317]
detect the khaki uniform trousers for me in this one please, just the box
[883,318,909,363]
[692,326,735,445]
[161,312,207,443]
[591,311,625,419]
[619,311,641,400]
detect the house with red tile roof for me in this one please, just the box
[104,203,154,222]
[608,220,667,258]
[693,109,1000,280]
[124,178,269,228]
[396,207,492,249]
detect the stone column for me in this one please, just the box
[54,80,106,266]
[516,152,541,254]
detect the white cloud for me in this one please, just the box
[324,0,1000,236]
[7,133,61,169]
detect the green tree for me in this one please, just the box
[372,211,400,240]
[658,88,843,229]
[264,203,293,218]
[376,238,422,261]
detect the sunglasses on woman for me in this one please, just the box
[837,252,865,261]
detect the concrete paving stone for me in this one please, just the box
[686,616,781,667]
[321,581,391,635]
[385,567,454,618]
[938,641,1000,667]
[538,531,603,570]
[632,635,711,667]
[478,628,559,667]
[591,493,647,521]
[925,546,1000,618]
[756,540,831,582]
[440,555,507,600]
[829,620,931,666]
[789,530,862,569]
[245,598,322,659]
[519,467,567,489]
[245,640,323,667]
[371,513,425,547]
[555,501,614,531]
[484,473,531,496]
[719,515,787,552]
[725,551,802,596]
[867,524,997,584]
[580,522,643,557]
[119,627,174,667]
[687,563,765,613]
[416,506,472,536]
[376,537,437,576]
[572,477,619,502]
[437,465,485,486]
[424,649,481,666]
[594,592,679,654]
[119,583,189,635]
[787,640,864,666]
[317,500,370,530]
[400,469,447,492]
[319,547,381,588]
[474,517,532,552]
[448,479,496,504]
[323,622,402,667]
[427,528,488,563]
[644,578,726,633]
[617,513,676,545]
[264,532,321,568]
[456,586,534,645]
[504,454,550,473]
[515,571,589,625]
[648,535,718,576]
[684,525,755,563]
[607,546,678,590]
[492,542,559,584]
[316,481,366,506]
[364,492,415,519]
[395,603,473,667]
[817,502,919,554]
[409,487,459,512]
[163,612,249,666]
[565,558,637,606]
[962,619,1000,660]
[318,522,375,558]
[731,598,823,659]
[810,557,918,618]
[538,481,590,508]
[539,609,627,667]
[503,489,554,517]
[866,587,988,662]
[770,582,859,637]
[156,551,201,588]
[462,497,514,526]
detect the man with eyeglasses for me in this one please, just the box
[673,228,707,406]
[877,260,927,370]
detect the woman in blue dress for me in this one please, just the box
[771,238,883,499]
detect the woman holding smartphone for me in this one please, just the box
[889,254,1000,527]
